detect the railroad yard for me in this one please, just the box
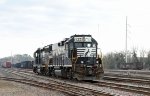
[1,0,150,96]
[0,67,150,96]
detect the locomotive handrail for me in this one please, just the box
[71,49,78,71]
[97,48,103,59]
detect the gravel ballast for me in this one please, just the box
[0,80,66,96]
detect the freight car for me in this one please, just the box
[33,34,104,80]
[14,61,33,69]
[118,62,143,70]
[2,61,11,68]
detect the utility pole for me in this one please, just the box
[98,24,100,34]
[98,24,100,53]
[97,24,102,58]
[125,16,128,63]
[11,51,13,65]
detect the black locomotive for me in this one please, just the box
[33,34,104,80]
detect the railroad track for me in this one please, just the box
[11,68,33,74]
[105,71,150,80]
[0,68,112,96]
[104,76,150,84]
[3,68,150,95]
[93,80,150,96]
[106,70,150,75]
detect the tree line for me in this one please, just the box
[0,54,34,65]
[103,49,150,70]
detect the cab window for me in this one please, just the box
[75,43,82,48]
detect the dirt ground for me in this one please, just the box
[0,80,66,96]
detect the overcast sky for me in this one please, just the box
[0,0,150,58]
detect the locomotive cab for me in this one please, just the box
[66,35,104,80]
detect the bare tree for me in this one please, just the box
[140,49,146,68]
[103,52,125,69]
[146,51,150,69]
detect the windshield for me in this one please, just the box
[75,43,82,47]
[75,43,96,48]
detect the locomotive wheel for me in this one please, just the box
[47,68,52,76]
[51,69,56,77]
[67,69,73,79]
[61,69,67,78]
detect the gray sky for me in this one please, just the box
[0,0,150,58]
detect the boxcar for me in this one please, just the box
[2,62,11,68]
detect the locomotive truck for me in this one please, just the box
[33,34,104,80]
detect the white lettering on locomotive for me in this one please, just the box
[74,37,91,42]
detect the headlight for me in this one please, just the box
[96,61,99,64]
[81,61,84,64]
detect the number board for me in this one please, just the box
[74,37,91,42]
